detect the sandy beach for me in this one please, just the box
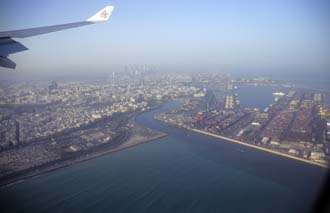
[190,128,329,169]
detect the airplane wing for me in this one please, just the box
[0,6,114,69]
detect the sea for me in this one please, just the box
[0,85,328,213]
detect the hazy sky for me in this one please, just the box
[0,0,329,79]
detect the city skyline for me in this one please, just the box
[1,72,329,212]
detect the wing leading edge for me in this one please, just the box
[0,6,114,69]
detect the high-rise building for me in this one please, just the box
[15,120,20,145]
[48,81,58,94]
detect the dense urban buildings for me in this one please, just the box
[0,71,330,185]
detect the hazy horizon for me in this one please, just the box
[0,0,329,80]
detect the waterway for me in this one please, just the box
[0,89,328,213]
[236,85,289,110]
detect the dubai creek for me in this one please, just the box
[0,85,328,213]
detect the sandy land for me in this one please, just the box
[190,128,328,169]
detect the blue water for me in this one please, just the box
[0,97,328,212]
[236,85,289,110]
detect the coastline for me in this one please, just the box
[0,130,167,189]
[0,103,168,189]
[190,128,329,169]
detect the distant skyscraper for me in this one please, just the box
[139,78,145,87]
[48,81,58,94]
[15,120,20,145]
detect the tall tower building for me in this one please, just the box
[15,120,20,145]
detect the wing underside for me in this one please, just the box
[0,38,28,69]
